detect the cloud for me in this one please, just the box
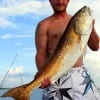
[0,0,51,16]
[69,0,100,39]
[0,76,16,87]
[0,0,51,28]
[84,49,100,87]
[84,50,100,71]
[0,65,35,87]
[0,66,24,87]
[0,17,16,28]
[9,66,23,75]
[0,0,100,31]
[2,0,100,18]
[0,33,33,39]
[0,0,100,88]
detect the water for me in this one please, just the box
[0,89,100,100]
[0,89,43,100]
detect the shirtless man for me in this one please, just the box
[35,0,100,99]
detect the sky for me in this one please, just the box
[0,0,100,88]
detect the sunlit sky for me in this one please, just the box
[0,0,100,88]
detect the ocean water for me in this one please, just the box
[0,89,43,100]
[0,89,100,100]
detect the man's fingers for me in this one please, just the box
[41,77,51,88]
[92,19,95,26]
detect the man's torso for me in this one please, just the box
[45,15,84,67]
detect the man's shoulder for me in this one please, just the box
[36,16,52,34]
[38,16,52,27]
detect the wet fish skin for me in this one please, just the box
[1,6,93,100]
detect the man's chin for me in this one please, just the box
[55,9,66,12]
[54,6,66,12]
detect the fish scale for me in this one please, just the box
[1,6,93,100]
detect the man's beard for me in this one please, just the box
[53,7,67,13]
[52,3,67,13]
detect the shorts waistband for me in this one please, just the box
[70,64,87,72]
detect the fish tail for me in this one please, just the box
[1,81,38,100]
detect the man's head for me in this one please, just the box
[49,0,70,12]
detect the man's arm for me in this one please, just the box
[35,21,48,71]
[88,20,99,51]
[35,22,51,88]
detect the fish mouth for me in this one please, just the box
[87,6,92,16]
[83,6,92,16]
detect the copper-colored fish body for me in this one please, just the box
[1,6,93,100]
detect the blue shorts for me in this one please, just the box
[42,65,100,100]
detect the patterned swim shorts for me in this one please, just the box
[42,65,100,100]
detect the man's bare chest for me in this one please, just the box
[47,21,67,55]
[47,22,67,39]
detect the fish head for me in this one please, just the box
[74,6,93,35]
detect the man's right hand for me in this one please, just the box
[41,77,51,88]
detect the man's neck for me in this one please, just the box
[53,11,69,19]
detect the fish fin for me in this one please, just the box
[1,84,31,100]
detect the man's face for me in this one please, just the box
[49,0,69,12]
